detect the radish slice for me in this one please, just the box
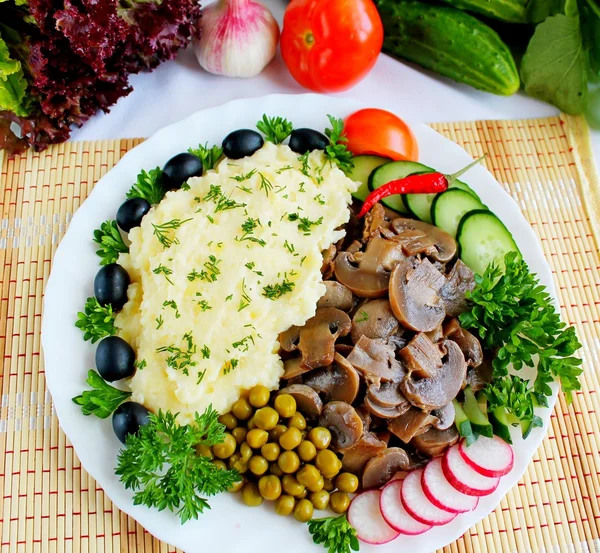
[442,445,500,496]
[401,469,457,526]
[380,480,432,535]
[348,490,400,545]
[422,457,479,514]
[459,435,514,477]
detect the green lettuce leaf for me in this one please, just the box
[0,34,30,116]
[521,14,588,114]
[526,0,578,22]
[580,0,600,80]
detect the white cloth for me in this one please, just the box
[71,0,600,164]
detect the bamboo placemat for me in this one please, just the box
[1,116,599,553]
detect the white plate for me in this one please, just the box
[42,93,556,553]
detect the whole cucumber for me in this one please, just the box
[378,1,520,95]
[438,0,526,23]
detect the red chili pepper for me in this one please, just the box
[357,154,488,218]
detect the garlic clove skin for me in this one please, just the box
[194,0,280,78]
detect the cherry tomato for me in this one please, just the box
[343,108,419,161]
[281,0,383,93]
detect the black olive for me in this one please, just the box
[116,197,151,233]
[112,402,150,444]
[96,336,136,382]
[289,128,329,155]
[162,153,203,189]
[222,129,264,159]
[94,264,130,311]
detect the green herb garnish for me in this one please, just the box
[231,169,257,183]
[152,218,192,248]
[156,332,197,375]
[324,115,354,175]
[153,264,174,285]
[256,115,293,144]
[72,370,132,418]
[155,315,164,329]
[307,515,359,553]
[460,251,583,407]
[76,297,117,343]
[115,407,241,524]
[356,310,369,323]
[163,300,181,319]
[188,143,223,171]
[93,220,129,265]
[222,359,239,375]
[258,172,274,196]
[203,184,246,213]
[288,213,323,234]
[263,278,295,300]
[126,167,165,205]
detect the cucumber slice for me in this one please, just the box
[431,189,487,237]
[452,399,475,445]
[349,155,391,201]
[368,160,432,214]
[404,179,480,223]
[457,210,520,275]
[463,386,493,438]
[489,407,513,444]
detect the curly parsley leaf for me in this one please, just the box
[307,515,360,553]
[93,220,129,265]
[256,115,293,144]
[460,251,583,407]
[324,115,354,175]
[115,407,241,524]
[188,143,223,171]
[72,370,131,418]
[75,297,117,343]
[127,167,165,205]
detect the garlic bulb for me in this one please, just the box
[194,0,280,78]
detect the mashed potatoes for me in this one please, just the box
[116,142,358,422]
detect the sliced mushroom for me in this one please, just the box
[321,244,337,280]
[362,447,411,489]
[401,339,467,410]
[425,323,443,343]
[346,240,363,255]
[319,401,364,450]
[341,431,387,473]
[335,343,354,356]
[362,203,390,241]
[356,407,372,432]
[346,335,404,384]
[440,259,476,316]
[317,281,354,311]
[443,318,483,367]
[389,258,446,332]
[363,395,411,419]
[388,407,437,443]
[399,332,443,379]
[410,426,459,457]
[277,384,323,418]
[367,381,408,409]
[431,402,455,430]
[303,353,360,404]
[334,236,406,298]
[465,358,493,392]
[282,357,311,380]
[279,307,351,370]
[351,299,400,343]
[391,217,457,263]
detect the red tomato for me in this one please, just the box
[280,0,384,93]
[343,108,419,161]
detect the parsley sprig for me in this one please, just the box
[93,220,129,265]
[127,167,165,205]
[460,251,583,408]
[72,370,132,418]
[256,115,293,144]
[188,143,223,171]
[75,297,117,343]
[115,407,241,524]
[324,115,354,175]
[307,515,359,553]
